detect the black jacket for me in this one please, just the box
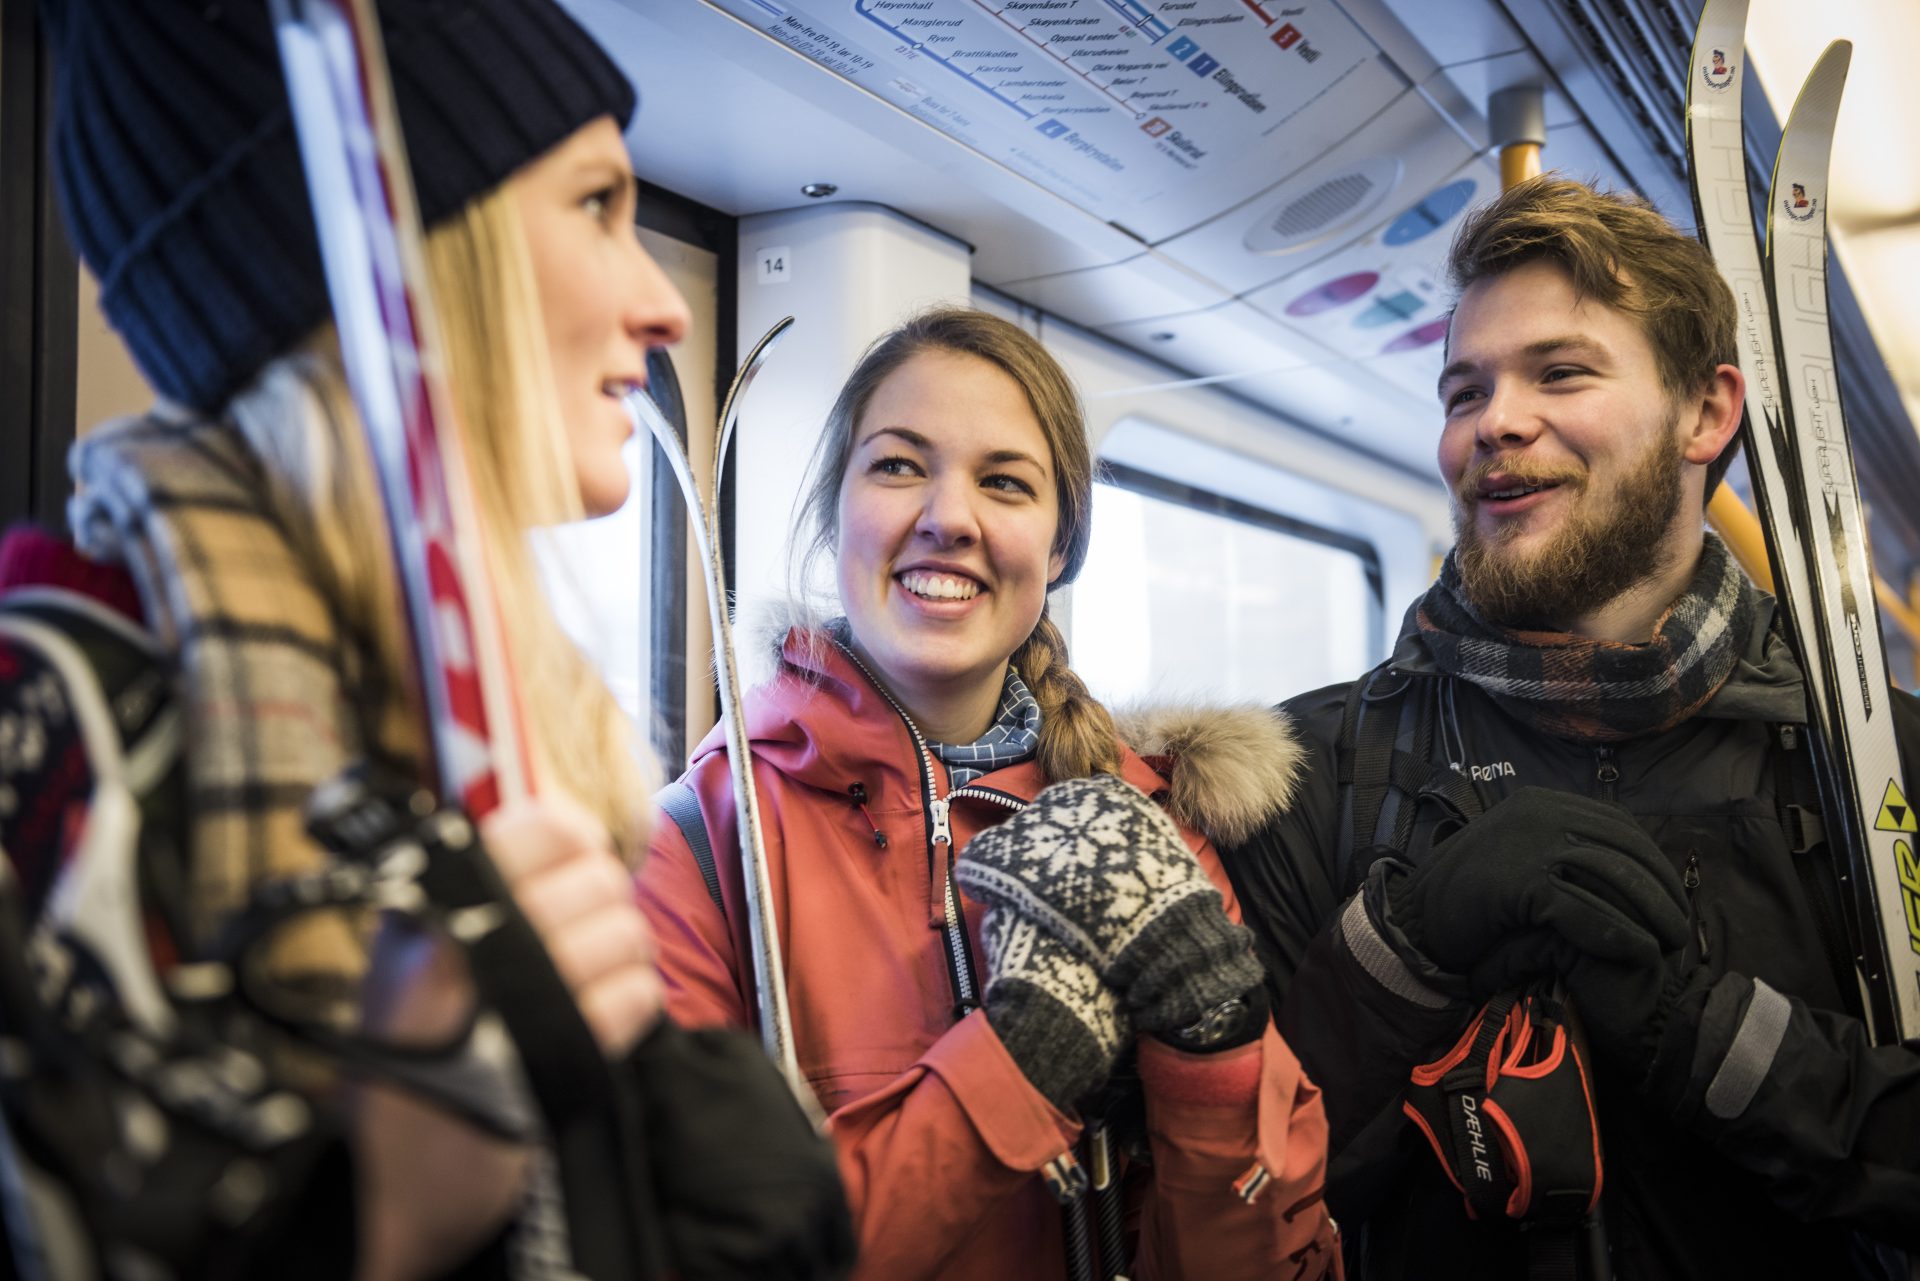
[1220,597,1920,1280]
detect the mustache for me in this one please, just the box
[1453,457,1586,506]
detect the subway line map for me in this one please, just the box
[713,0,1398,240]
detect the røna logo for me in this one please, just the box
[1450,760,1516,783]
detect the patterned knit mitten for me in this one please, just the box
[980,908,1128,1111]
[957,775,1264,1036]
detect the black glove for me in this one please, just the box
[1475,930,1696,1074]
[1372,786,1691,986]
[630,1023,855,1280]
[956,775,1265,1038]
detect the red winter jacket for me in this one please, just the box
[636,627,1339,1280]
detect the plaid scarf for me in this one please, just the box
[825,616,1042,787]
[930,665,1041,788]
[1416,531,1756,742]
[72,415,584,1275]
[69,414,404,970]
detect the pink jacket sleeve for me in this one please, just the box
[1131,1027,1341,1279]
[636,806,1089,1280]
[1122,839,1342,1280]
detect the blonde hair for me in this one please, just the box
[794,307,1119,781]
[229,186,648,852]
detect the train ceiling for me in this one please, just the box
[574,0,1920,569]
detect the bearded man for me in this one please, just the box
[1219,177,1920,1279]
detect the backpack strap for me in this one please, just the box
[657,780,724,914]
[1336,667,1485,893]
[1768,722,1863,1019]
[1336,666,1417,891]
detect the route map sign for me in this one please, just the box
[712,0,1399,242]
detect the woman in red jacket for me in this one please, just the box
[638,307,1339,1280]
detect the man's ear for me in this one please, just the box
[1682,363,1744,466]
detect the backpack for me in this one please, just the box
[0,588,855,1281]
[0,587,355,1281]
[1331,662,1860,1281]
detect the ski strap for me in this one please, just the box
[1769,724,1866,1020]
[1402,987,1602,1275]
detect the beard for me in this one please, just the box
[1452,418,1687,629]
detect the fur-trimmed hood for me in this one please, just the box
[1113,702,1305,848]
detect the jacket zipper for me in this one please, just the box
[1683,848,1711,961]
[948,784,1026,813]
[1594,746,1619,803]
[832,640,980,1014]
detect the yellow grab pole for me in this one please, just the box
[1707,485,1775,592]
[1500,141,1542,189]
[1491,87,1546,194]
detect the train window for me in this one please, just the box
[536,437,655,728]
[1071,463,1384,706]
[537,212,726,773]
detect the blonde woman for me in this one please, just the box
[639,308,1341,1279]
[2,2,843,1278]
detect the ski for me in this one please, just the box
[1684,0,1827,718]
[271,0,530,818]
[1684,0,1880,1031]
[628,322,822,1118]
[1686,4,1917,1044]
[272,5,672,1275]
[1762,41,1920,1043]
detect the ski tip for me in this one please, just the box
[1814,38,1853,80]
[1687,0,1751,65]
[1688,0,1750,52]
[1686,0,1752,115]
[1780,39,1852,144]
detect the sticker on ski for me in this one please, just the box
[1875,780,1916,834]
[1896,840,1920,956]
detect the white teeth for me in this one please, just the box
[899,571,981,601]
[1487,484,1545,500]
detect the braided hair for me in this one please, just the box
[793,307,1120,781]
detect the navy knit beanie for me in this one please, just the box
[45,0,636,413]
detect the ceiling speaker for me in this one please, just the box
[1243,157,1402,255]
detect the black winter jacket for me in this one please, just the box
[1220,597,1920,1280]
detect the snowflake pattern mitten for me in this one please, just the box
[979,907,1127,1111]
[958,775,1264,1035]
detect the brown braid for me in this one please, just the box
[1015,609,1122,782]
